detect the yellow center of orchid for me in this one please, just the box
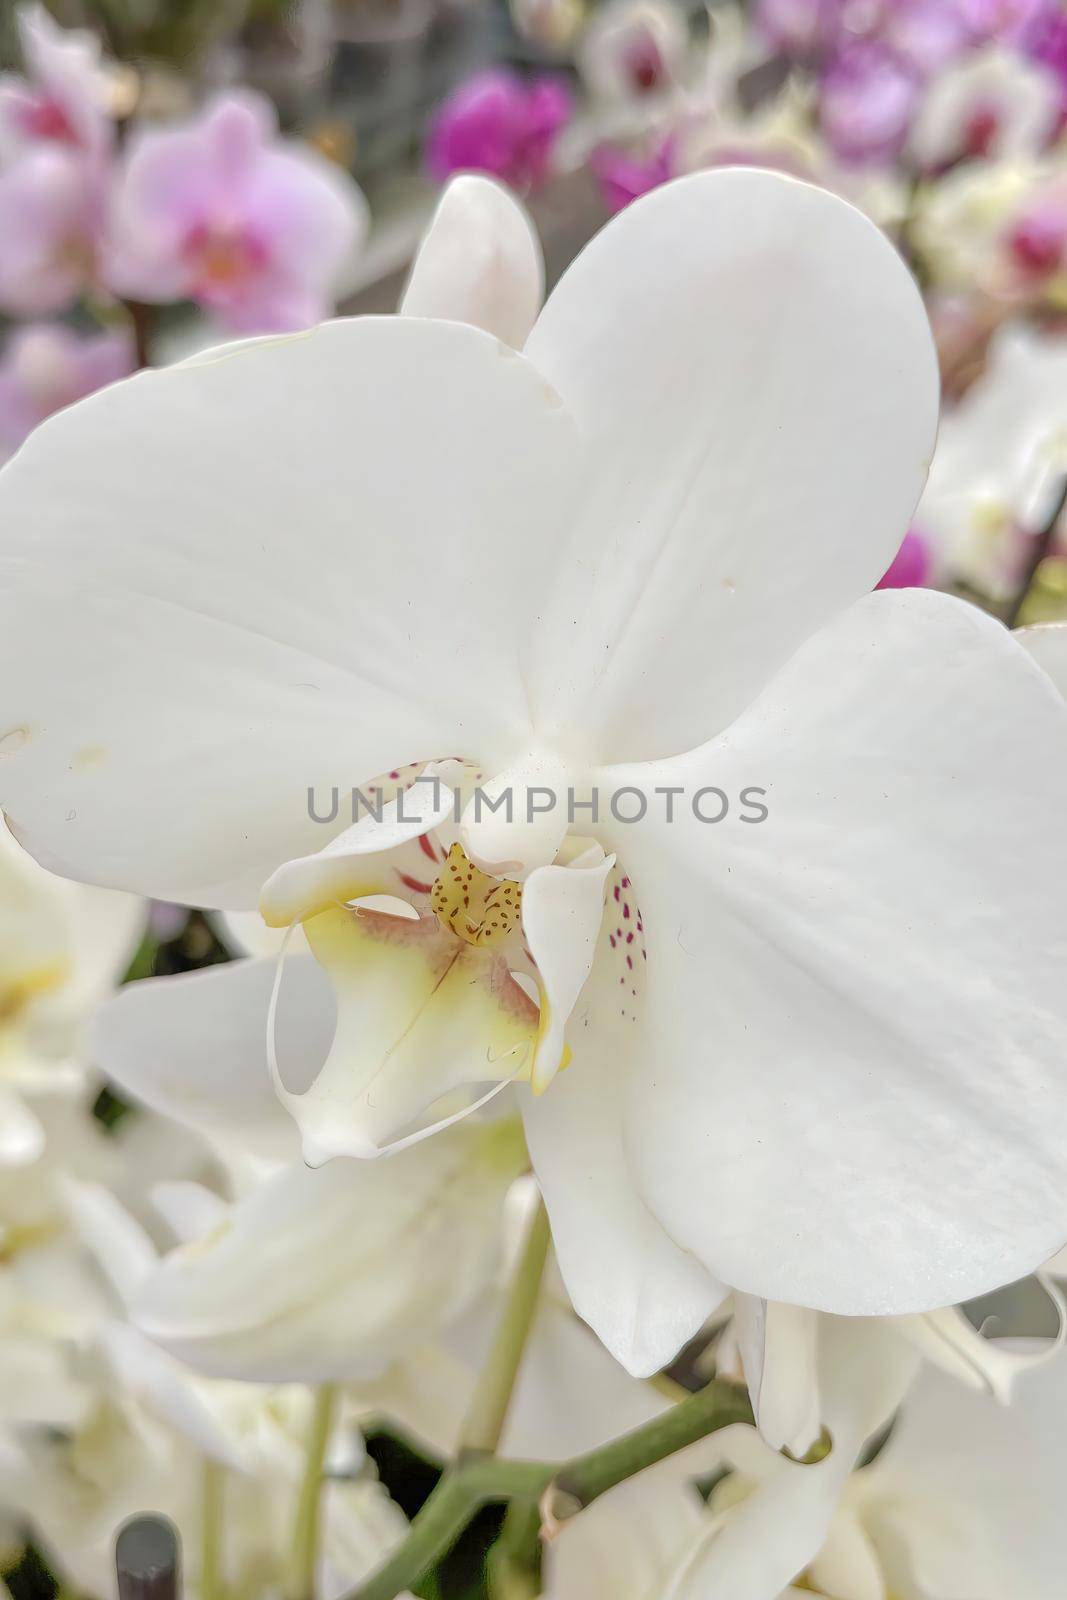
[430,843,523,949]
[0,962,65,1026]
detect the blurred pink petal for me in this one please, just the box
[0,146,102,315]
[106,91,367,333]
[820,42,921,165]
[0,321,134,458]
[590,138,675,213]
[876,528,932,589]
[0,3,113,161]
[426,69,572,192]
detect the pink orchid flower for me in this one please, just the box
[0,145,104,315]
[106,92,368,334]
[0,4,113,163]
[0,322,133,460]
[426,70,573,193]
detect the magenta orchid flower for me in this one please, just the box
[426,70,573,193]
[0,322,133,461]
[106,92,368,334]
[590,137,676,214]
[876,528,932,589]
[0,4,113,163]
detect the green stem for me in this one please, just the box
[552,1377,752,1508]
[201,1458,225,1600]
[283,1383,339,1600]
[487,1497,542,1600]
[459,1196,550,1458]
[341,1380,753,1600]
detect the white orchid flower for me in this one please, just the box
[916,321,1067,599]
[2,1378,406,1600]
[6,1172,409,1599]
[679,1338,1067,1600]
[722,1276,1066,1457]
[543,1316,920,1600]
[4,166,1067,1385]
[908,44,1061,172]
[578,0,690,104]
[93,955,527,1382]
[0,1081,157,1437]
[911,152,1067,300]
[0,815,142,1164]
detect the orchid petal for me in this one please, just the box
[91,956,324,1164]
[664,1454,847,1600]
[287,903,537,1161]
[615,589,1067,1313]
[260,761,463,927]
[806,1506,886,1600]
[0,317,579,904]
[1017,621,1067,698]
[733,1297,822,1457]
[866,1354,1067,1599]
[151,1180,230,1245]
[523,923,728,1377]
[0,1087,45,1166]
[62,1177,156,1306]
[400,175,544,349]
[894,1276,1066,1403]
[522,847,614,1092]
[523,167,938,764]
[133,1118,526,1381]
[544,1468,706,1600]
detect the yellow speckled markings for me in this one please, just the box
[430,843,523,949]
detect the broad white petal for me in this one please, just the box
[62,1177,157,1306]
[504,1301,668,1461]
[133,1118,525,1381]
[616,589,1067,1312]
[733,1297,822,1457]
[151,1181,230,1245]
[866,1353,1067,1599]
[543,1468,706,1600]
[523,167,938,763]
[91,957,324,1164]
[522,847,614,1092]
[1017,621,1067,699]
[0,317,579,904]
[666,1454,847,1600]
[523,917,728,1378]
[806,1506,885,1600]
[400,175,543,349]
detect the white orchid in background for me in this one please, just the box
[578,0,690,105]
[4,164,1067,1398]
[915,321,1067,598]
[542,1316,921,1600]
[0,815,142,1164]
[92,955,527,1383]
[719,1273,1065,1457]
[912,152,1067,304]
[908,43,1062,171]
[41,1175,411,1600]
[542,1322,1067,1600]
